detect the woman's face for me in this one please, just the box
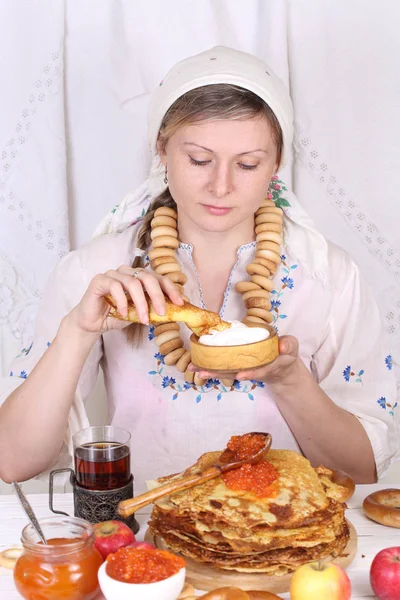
[158,116,279,233]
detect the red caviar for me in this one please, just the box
[222,461,279,497]
[106,547,185,584]
[227,433,266,461]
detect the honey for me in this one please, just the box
[14,517,103,600]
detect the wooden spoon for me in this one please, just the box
[118,432,272,518]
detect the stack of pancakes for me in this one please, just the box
[148,450,350,576]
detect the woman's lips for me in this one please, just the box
[202,204,232,216]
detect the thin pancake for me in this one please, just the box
[149,448,350,574]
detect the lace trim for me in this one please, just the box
[179,243,206,309]
[178,241,257,317]
[220,242,256,319]
[0,44,67,352]
[294,121,400,282]
[0,45,67,260]
[293,120,400,357]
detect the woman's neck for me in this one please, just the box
[176,213,255,313]
[177,213,255,264]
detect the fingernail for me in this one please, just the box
[187,364,195,371]
[280,342,287,352]
[157,305,166,316]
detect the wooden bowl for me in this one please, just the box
[190,322,278,373]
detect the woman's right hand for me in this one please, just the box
[67,265,184,334]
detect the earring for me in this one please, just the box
[164,167,168,185]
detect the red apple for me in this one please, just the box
[370,547,400,600]
[93,520,135,559]
[127,540,155,550]
[290,561,351,600]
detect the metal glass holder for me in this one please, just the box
[49,468,140,534]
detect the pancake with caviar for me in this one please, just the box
[148,436,351,575]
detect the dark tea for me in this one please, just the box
[74,442,131,491]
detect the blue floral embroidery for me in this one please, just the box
[385,355,393,370]
[154,352,165,364]
[205,378,220,388]
[149,354,263,402]
[148,326,155,341]
[343,366,351,382]
[9,370,28,379]
[162,376,176,389]
[270,299,281,310]
[281,276,294,289]
[47,341,51,347]
[270,255,297,326]
[343,365,364,383]
[16,342,33,358]
[377,396,398,417]
[250,380,265,388]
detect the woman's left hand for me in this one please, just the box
[188,335,300,384]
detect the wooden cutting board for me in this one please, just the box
[145,520,357,594]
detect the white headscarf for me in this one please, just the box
[93,46,329,285]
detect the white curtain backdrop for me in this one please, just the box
[0,0,68,372]
[1,0,399,385]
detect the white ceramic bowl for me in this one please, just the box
[98,561,186,600]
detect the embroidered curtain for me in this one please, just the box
[1,0,399,392]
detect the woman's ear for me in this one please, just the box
[156,138,167,166]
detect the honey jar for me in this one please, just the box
[14,516,103,600]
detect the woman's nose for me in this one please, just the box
[208,163,234,198]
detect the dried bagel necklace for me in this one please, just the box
[148,196,283,387]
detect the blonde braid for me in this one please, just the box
[131,190,177,270]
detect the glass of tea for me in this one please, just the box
[73,426,131,491]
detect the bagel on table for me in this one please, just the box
[363,488,400,528]
[0,547,23,569]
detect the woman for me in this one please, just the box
[0,46,397,488]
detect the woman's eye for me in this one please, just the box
[239,163,258,170]
[189,156,211,166]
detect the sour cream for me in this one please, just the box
[199,320,269,347]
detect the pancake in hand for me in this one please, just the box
[105,293,231,336]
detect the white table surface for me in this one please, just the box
[0,484,398,599]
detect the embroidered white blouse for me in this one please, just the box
[1,222,398,491]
